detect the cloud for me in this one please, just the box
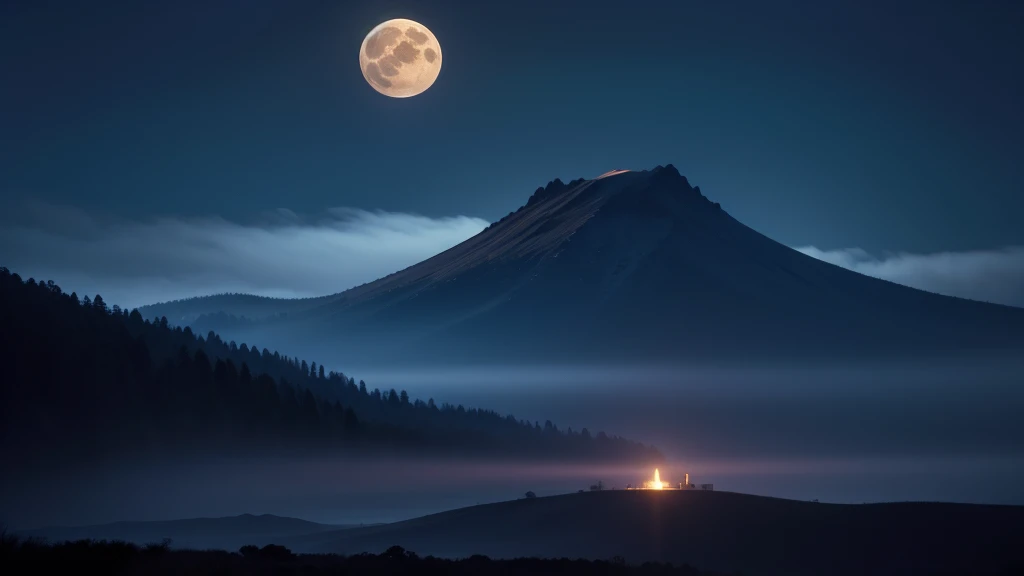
[2,201,1018,312]
[0,202,488,310]
[795,245,1024,308]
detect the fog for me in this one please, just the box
[3,201,1024,310]
[796,245,1024,308]
[7,454,1022,532]
[347,356,1024,459]
[6,356,1022,531]
[0,201,487,309]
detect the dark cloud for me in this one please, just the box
[405,27,429,45]
[0,202,488,310]
[378,54,401,77]
[796,245,1024,308]
[392,41,420,64]
[424,48,437,63]
[364,62,391,88]
[364,26,401,59]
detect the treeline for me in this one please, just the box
[0,538,728,576]
[0,267,662,468]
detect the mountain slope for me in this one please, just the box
[285,490,1024,576]
[141,165,1024,366]
[0,268,662,476]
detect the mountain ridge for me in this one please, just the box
[139,165,1024,367]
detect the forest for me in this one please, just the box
[0,267,662,471]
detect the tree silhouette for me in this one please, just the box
[0,267,663,471]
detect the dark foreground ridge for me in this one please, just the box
[285,490,1024,576]
[0,538,730,576]
[14,514,350,554]
[6,489,1024,576]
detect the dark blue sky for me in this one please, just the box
[2,0,1022,254]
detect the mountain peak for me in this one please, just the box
[653,163,679,175]
[494,164,718,234]
[650,163,692,188]
[138,162,1024,366]
[525,177,573,208]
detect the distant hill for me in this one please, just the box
[139,165,1024,368]
[285,490,1024,576]
[137,293,340,325]
[0,268,661,475]
[15,514,354,552]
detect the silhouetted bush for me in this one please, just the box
[0,536,728,575]
[236,544,296,562]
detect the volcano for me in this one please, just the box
[141,165,1024,366]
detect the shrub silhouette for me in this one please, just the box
[0,536,724,575]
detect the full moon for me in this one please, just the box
[359,19,442,98]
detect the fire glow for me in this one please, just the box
[628,468,708,491]
[648,468,664,490]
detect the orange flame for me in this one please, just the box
[649,468,664,490]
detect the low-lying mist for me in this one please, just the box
[3,456,656,530]
[341,355,1024,503]
[5,355,1021,531]
[7,451,1023,532]
[346,355,1024,458]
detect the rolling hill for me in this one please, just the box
[285,490,1024,576]
[139,165,1024,368]
[15,514,353,552]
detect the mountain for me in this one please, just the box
[0,268,661,476]
[284,490,1024,576]
[15,514,354,552]
[139,165,1024,367]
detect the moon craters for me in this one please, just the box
[405,27,428,45]
[364,62,392,88]
[364,26,402,59]
[379,54,401,76]
[359,19,441,97]
[391,41,420,64]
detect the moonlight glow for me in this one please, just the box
[359,19,442,98]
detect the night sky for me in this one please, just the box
[1,0,1022,306]
[3,1,1024,525]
